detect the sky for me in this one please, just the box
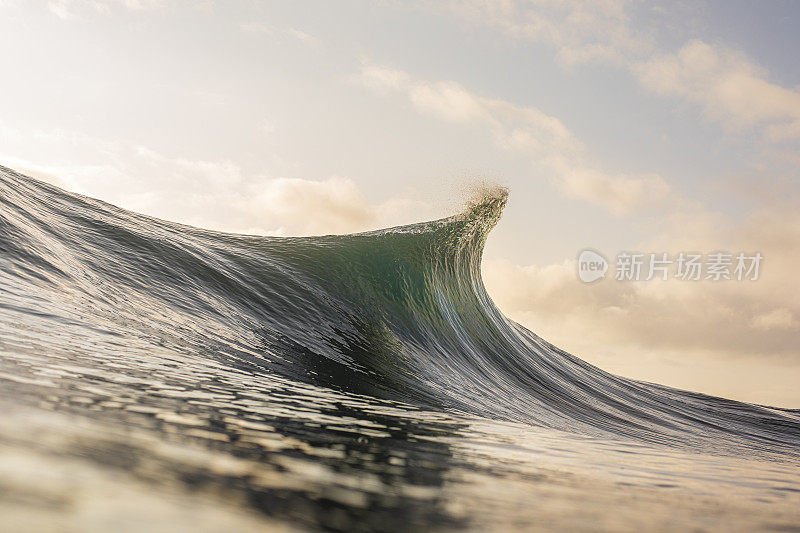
[1,0,799,406]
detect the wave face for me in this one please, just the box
[1,166,799,454]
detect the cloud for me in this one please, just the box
[240,22,322,49]
[438,2,800,142]
[635,40,800,141]
[0,126,434,237]
[750,308,798,332]
[485,255,799,358]
[482,202,800,405]
[358,63,671,214]
[240,176,376,236]
[124,146,434,236]
[47,0,164,19]
[360,64,575,150]
[437,0,650,66]
[47,0,83,19]
[284,28,322,49]
[550,158,672,215]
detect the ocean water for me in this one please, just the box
[0,165,799,532]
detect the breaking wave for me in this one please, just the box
[1,165,798,455]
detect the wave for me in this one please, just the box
[1,165,798,454]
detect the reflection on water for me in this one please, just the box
[1,304,799,532]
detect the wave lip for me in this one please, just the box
[1,165,799,455]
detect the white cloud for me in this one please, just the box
[284,28,322,49]
[439,2,800,142]
[750,308,799,332]
[360,64,575,151]
[48,0,81,19]
[47,0,164,19]
[247,176,375,235]
[240,22,322,49]
[0,126,434,237]
[552,159,672,215]
[438,0,650,66]
[482,201,800,405]
[635,40,800,141]
[119,0,164,9]
[484,202,800,380]
[358,63,671,214]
